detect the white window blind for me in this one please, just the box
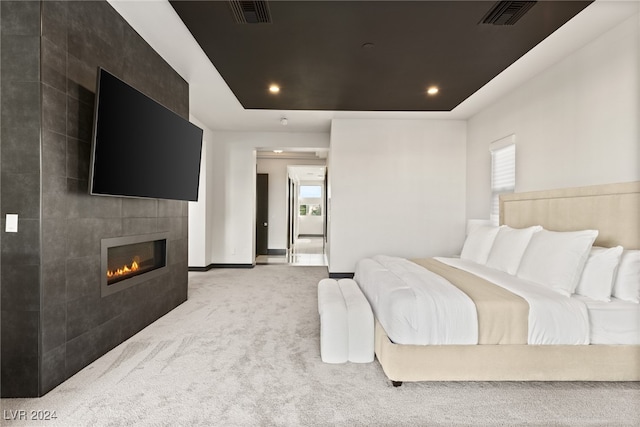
[490,143,515,225]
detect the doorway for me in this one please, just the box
[288,178,326,266]
[255,150,327,266]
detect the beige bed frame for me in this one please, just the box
[375,181,640,383]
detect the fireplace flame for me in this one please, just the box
[107,260,140,279]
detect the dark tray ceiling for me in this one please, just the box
[171,1,592,112]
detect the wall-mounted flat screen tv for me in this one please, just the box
[89,68,203,201]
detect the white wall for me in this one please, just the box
[466,13,640,220]
[189,130,329,267]
[188,116,216,267]
[328,119,467,273]
[256,158,326,250]
[298,212,324,235]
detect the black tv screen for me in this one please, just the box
[90,68,203,201]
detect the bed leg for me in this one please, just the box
[391,381,403,387]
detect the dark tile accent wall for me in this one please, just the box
[1,0,42,398]
[1,0,190,397]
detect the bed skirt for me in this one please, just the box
[374,320,640,382]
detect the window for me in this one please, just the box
[490,141,515,225]
[299,185,322,198]
[299,204,321,216]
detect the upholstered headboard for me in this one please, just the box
[500,181,640,250]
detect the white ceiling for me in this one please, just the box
[288,165,326,183]
[109,0,639,133]
[257,151,327,182]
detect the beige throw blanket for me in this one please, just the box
[411,258,529,345]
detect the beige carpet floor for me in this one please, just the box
[2,265,639,426]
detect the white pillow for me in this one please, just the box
[575,246,623,301]
[460,225,500,265]
[516,229,598,297]
[485,225,542,275]
[611,250,640,303]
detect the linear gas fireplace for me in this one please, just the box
[101,232,169,297]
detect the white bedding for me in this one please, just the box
[573,295,640,345]
[354,255,590,345]
[436,257,590,345]
[354,256,478,345]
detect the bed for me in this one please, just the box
[354,181,640,383]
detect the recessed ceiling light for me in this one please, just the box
[269,84,280,93]
[427,86,439,95]
[273,150,283,154]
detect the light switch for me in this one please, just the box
[5,214,18,232]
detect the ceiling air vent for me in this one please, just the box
[229,1,271,24]
[480,1,537,26]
